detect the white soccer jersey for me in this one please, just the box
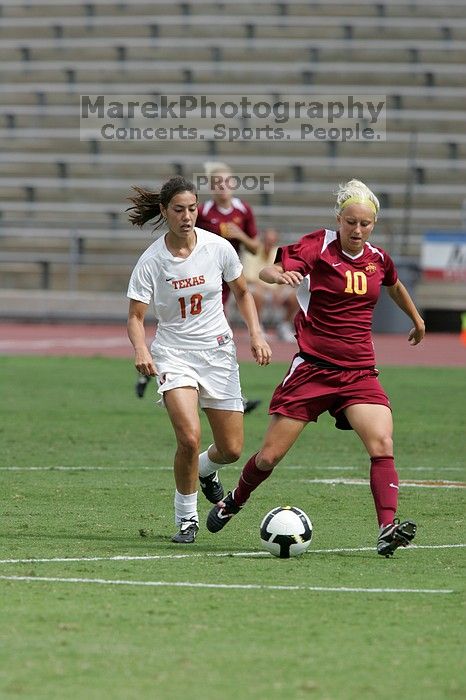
[127,227,243,350]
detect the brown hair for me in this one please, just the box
[126,176,197,230]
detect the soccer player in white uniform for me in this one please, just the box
[127,176,271,543]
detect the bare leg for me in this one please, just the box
[206,414,308,531]
[233,414,307,506]
[203,408,244,464]
[256,414,308,470]
[344,403,397,526]
[343,403,393,456]
[164,387,201,494]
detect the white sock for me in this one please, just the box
[174,490,198,526]
[198,444,222,478]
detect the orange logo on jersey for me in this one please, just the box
[171,275,205,290]
[365,263,377,274]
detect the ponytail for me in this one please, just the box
[126,176,197,231]
[127,186,164,229]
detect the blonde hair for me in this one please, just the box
[203,161,232,177]
[335,179,380,219]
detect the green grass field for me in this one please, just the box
[1,356,465,700]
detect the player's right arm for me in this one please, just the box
[259,263,303,287]
[127,299,157,376]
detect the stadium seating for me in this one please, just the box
[0,0,465,320]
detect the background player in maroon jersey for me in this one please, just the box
[206,179,426,557]
[196,161,260,289]
[242,227,299,342]
[197,161,262,414]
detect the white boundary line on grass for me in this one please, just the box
[0,466,172,471]
[2,464,464,473]
[0,543,464,565]
[0,574,453,594]
[0,337,128,350]
[291,466,465,473]
[303,478,466,489]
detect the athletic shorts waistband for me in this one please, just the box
[298,351,375,372]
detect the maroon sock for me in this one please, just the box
[233,453,273,507]
[370,456,399,527]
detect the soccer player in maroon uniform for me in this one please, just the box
[196,161,259,304]
[206,179,426,557]
[197,161,262,415]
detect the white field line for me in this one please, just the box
[303,478,466,489]
[0,337,128,350]
[0,575,453,594]
[0,543,464,565]
[290,466,465,472]
[0,466,171,471]
[1,464,464,473]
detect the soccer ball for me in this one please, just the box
[260,506,313,558]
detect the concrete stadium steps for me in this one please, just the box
[0,227,152,271]
[1,182,463,218]
[2,148,465,176]
[1,14,465,42]
[0,263,134,293]
[0,136,216,157]
[2,40,465,65]
[3,132,465,160]
[0,0,464,301]
[1,108,464,136]
[1,84,464,113]
[17,190,463,225]
[0,153,431,179]
[0,288,132,323]
[1,0,465,20]
[2,60,465,89]
[1,24,460,43]
[0,201,463,240]
[415,280,466,311]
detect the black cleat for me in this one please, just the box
[135,374,151,398]
[199,471,224,504]
[377,519,417,558]
[206,491,241,533]
[243,398,261,415]
[171,518,199,544]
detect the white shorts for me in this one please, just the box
[153,341,244,412]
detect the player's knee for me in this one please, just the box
[177,431,201,457]
[371,434,393,457]
[256,450,280,471]
[217,443,242,464]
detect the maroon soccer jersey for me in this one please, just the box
[197,198,258,255]
[277,229,398,368]
[197,197,258,304]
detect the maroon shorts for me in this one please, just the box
[268,354,391,430]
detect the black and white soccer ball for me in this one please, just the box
[260,506,313,558]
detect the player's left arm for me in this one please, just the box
[387,279,426,345]
[228,274,272,365]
